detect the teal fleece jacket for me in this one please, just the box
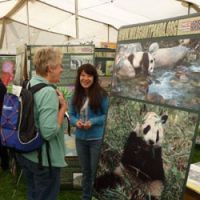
[69,96,109,140]
[23,75,67,167]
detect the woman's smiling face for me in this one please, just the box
[80,70,94,89]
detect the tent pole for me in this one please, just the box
[0,19,6,49]
[107,24,110,43]
[75,0,79,39]
[26,0,30,44]
[188,3,191,15]
[5,22,8,53]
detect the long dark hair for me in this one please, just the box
[72,63,107,113]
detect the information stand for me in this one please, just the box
[94,48,115,91]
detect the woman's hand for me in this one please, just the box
[84,121,92,129]
[76,120,85,129]
[56,89,67,112]
[56,89,68,126]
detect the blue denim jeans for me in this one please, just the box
[76,139,102,200]
[17,155,61,200]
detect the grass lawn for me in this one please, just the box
[0,170,81,200]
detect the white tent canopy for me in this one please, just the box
[0,0,199,54]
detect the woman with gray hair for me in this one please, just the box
[17,47,67,200]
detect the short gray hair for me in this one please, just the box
[33,47,63,76]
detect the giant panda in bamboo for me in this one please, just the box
[94,112,168,200]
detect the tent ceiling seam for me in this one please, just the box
[0,0,27,20]
[0,0,14,3]
[4,17,75,38]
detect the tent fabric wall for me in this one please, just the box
[0,19,74,54]
[0,0,199,54]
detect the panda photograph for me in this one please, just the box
[112,38,200,111]
[92,97,198,200]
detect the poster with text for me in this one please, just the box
[0,55,16,86]
[112,14,200,112]
[94,48,115,91]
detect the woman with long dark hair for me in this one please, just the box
[69,64,109,200]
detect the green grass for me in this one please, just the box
[0,170,81,200]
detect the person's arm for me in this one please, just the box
[56,89,67,126]
[87,96,109,126]
[68,98,85,129]
[0,80,7,114]
[68,98,79,126]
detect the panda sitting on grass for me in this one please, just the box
[94,112,168,200]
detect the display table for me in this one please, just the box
[184,187,200,200]
[184,162,200,200]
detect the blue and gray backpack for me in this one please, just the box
[0,82,70,170]
[0,83,48,152]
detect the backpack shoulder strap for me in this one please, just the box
[65,112,71,136]
[29,83,48,94]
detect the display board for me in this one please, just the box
[93,13,200,200]
[95,48,115,91]
[0,54,16,86]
